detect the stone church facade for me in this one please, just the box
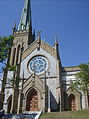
[1,0,89,113]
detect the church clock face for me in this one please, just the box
[28,56,49,75]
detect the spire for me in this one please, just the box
[12,22,17,33]
[54,35,58,47]
[54,36,60,60]
[18,0,32,31]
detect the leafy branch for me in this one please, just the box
[69,63,89,93]
[0,35,14,72]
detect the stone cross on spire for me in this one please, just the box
[18,0,32,31]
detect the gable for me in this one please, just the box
[21,39,56,61]
[23,74,44,95]
[20,47,57,79]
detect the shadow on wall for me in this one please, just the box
[50,91,59,112]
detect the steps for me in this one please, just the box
[1,111,42,119]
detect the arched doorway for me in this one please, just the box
[26,88,38,111]
[7,95,12,113]
[69,94,76,111]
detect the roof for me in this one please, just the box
[62,66,81,72]
[18,0,32,31]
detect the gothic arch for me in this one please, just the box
[16,44,21,64]
[66,88,81,110]
[12,48,16,65]
[26,88,41,111]
[7,95,12,113]
[23,75,45,111]
[68,94,76,111]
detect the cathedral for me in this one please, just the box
[0,0,89,114]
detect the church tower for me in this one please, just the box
[10,0,35,66]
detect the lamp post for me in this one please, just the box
[48,71,51,112]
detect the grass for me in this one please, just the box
[39,110,89,119]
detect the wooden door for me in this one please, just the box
[29,95,38,111]
[26,89,38,111]
[69,94,76,111]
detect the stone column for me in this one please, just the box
[17,70,24,114]
[10,88,19,113]
[17,91,24,114]
[43,71,46,113]
[84,93,88,109]
[47,72,51,112]
[10,66,19,114]
[48,88,51,112]
[22,97,26,113]
[56,59,63,112]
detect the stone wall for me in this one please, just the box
[0,93,4,110]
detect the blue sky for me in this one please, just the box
[0,0,89,68]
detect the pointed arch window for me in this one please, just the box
[12,48,16,66]
[16,45,21,65]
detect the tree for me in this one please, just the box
[0,35,14,72]
[70,63,89,108]
[0,35,14,85]
[0,35,14,110]
[9,66,21,89]
[0,35,14,84]
[76,63,89,93]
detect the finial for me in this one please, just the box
[12,22,17,33]
[37,31,41,40]
[54,35,58,46]
[37,31,42,50]
[54,36,60,60]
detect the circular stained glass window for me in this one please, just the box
[28,56,48,75]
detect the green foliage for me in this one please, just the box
[69,63,89,93]
[69,80,79,91]
[76,64,89,83]
[0,35,21,89]
[7,64,16,71]
[0,35,14,74]
[7,65,21,88]
[0,35,14,63]
[10,77,21,88]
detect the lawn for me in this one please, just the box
[39,110,89,119]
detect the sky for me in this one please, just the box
[0,0,89,68]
